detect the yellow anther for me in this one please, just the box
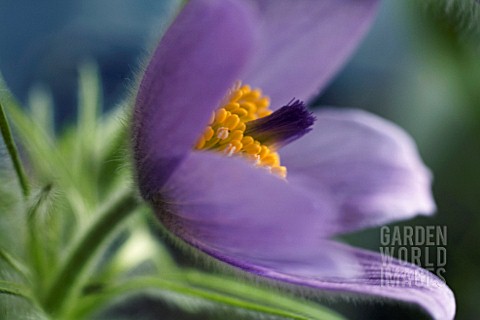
[195,137,206,149]
[233,108,248,118]
[244,142,261,155]
[242,89,262,100]
[241,136,254,146]
[215,108,228,123]
[229,89,243,102]
[240,101,257,114]
[204,126,214,141]
[219,130,243,145]
[224,114,240,130]
[262,154,280,167]
[230,130,243,142]
[240,85,251,93]
[259,146,269,159]
[194,82,287,178]
[236,122,246,131]
[257,97,270,109]
[225,102,240,112]
[230,140,243,153]
[257,109,272,118]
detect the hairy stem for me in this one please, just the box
[42,188,139,316]
[0,102,30,197]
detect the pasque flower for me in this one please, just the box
[132,0,455,319]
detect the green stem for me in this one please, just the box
[42,188,139,316]
[0,102,30,197]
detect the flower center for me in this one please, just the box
[195,82,314,178]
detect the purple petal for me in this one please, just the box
[158,152,453,318]
[133,0,257,198]
[281,108,436,235]
[158,152,337,253]
[198,241,455,320]
[243,0,379,108]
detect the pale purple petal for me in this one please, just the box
[159,152,330,249]
[157,152,340,256]
[158,153,358,279]
[133,0,257,198]
[194,241,455,320]
[243,0,379,108]
[281,108,436,235]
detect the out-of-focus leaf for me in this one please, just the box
[0,247,30,281]
[97,217,178,282]
[28,85,55,139]
[422,0,480,40]
[0,280,30,299]
[70,275,344,320]
[0,292,47,320]
[183,270,344,320]
[70,63,102,206]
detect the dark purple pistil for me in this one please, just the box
[245,99,315,148]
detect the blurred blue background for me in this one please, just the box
[1,1,479,319]
[0,0,178,126]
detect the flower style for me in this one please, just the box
[132,0,455,319]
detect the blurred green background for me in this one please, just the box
[1,1,479,319]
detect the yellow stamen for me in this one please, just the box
[195,82,287,178]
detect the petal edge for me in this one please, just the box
[281,108,436,235]
[133,0,258,198]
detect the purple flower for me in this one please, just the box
[132,0,455,319]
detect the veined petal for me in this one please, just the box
[157,152,337,257]
[243,0,379,108]
[133,0,257,198]
[281,109,435,235]
[196,242,455,320]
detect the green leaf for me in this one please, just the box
[182,270,343,320]
[28,85,55,139]
[70,63,102,205]
[70,275,344,320]
[0,247,30,281]
[95,216,178,282]
[0,282,47,320]
[78,62,101,141]
[0,280,30,299]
